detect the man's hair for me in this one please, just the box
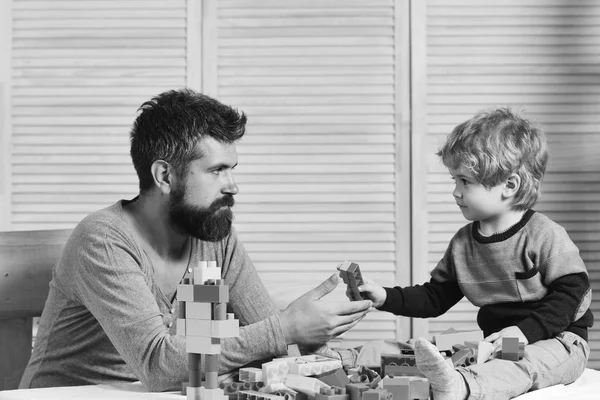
[130,88,247,193]
[437,107,548,210]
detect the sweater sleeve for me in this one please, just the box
[72,220,190,392]
[378,279,464,317]
[517,272,592,343]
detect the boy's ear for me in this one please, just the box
[150,160,174,194]
[503,173,521,199]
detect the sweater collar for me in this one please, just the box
[472,209,536,243]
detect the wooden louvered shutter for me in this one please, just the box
[420,0,600,368]
[208,0,411,347]
[8,0,188,229]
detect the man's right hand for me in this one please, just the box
[279,273,373,346]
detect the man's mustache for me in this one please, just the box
[208,195,235,212]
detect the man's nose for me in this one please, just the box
[222,173,238,195]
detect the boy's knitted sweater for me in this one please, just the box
[380,210,594,343]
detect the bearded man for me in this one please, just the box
[20,89,372,391]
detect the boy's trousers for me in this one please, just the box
[459,331,590,400]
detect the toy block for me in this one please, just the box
[200,387,229,400]
[186,302,213,319]
[292,360,342,377]
[433,330,483,351]
[187,385,204,400]
[186,336,221,354]
[238,390,285,400]
[177,319,187,335]
[345,383,369,400]
[362,389,391,400]
[452,343,468,352]
[274,389,308,400]
[186,318,240,340]
[315,368,350,387]
[212,319,240,338]
[178,284,230,303]
[349,366,380,388]
[182,381,189,395]
[450,348,474,367]
[189,369,202,387]
[382,377,410,400]
[188,353,202,371]
[477,341,495,364]
[287,344,302,357]
[315,386,349,400]
[179,301,186,318]
[501,337,525,361]
[337,261,368,301]
[214,302,227,320]
[240,367,264,383]
[409,378,429,400]
[285,374,330,398]
[192,261,222,285]
[263,359,291,385]
[381,353,415,368]
[383,365,425,378]
[221,382,266,400]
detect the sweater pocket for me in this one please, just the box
[515,267,547,302]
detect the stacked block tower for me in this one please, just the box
[177,261,240,400]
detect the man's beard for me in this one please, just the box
[168,185,235,242]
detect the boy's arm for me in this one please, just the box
[517,272,592,344]
[378,278,464,317]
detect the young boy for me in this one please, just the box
[357,108,593,400]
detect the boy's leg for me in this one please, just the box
[460,331,589,400]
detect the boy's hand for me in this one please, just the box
[344,278,386,308]
[483,326,529,352]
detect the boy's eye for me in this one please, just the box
[462,179,469,185]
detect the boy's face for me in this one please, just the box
[448,167,508,223]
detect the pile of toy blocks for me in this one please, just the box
[177,261,240,400]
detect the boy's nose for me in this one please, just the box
[453,187,462,199]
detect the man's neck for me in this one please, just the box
[124,195,189,260]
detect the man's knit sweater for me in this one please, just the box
[380,210,593,343]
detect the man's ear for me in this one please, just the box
[150,160,174,194]
[503,173,521,199]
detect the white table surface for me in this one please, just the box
[0,382,183,400]
[2,369,599,400]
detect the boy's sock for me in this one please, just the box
[414,337,469,400]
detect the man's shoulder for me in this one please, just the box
[71,201,129,243]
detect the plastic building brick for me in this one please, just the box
[408,378,429,400]
[362,389,391,400]
[262,359,291,385]
[450,348,475,367]
[221,381,265,400]
[315,386,349,400]
[477,341,495,364]
[291,360,342,377]
[344,383,369,400]
[383,365,425,378]
[287,344,302,357]
[185,336,221,354]
[238,390,285,400]
[192,260,222,285]
[336,261,368,301]
[239,367,264,383]
[185,302,212,320]
[433,330,484,351]
[284,374,331,398]
[501,337,524,361]
[177,284,230,303]
[177,319,187,335]
[349,366,380,388]
[381,377,410,400]
[315,368,350,387]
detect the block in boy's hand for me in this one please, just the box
[336,260,368,301]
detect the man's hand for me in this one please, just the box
[344,278,387,308]
[279,273,373,346]
[483,326,529,352]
